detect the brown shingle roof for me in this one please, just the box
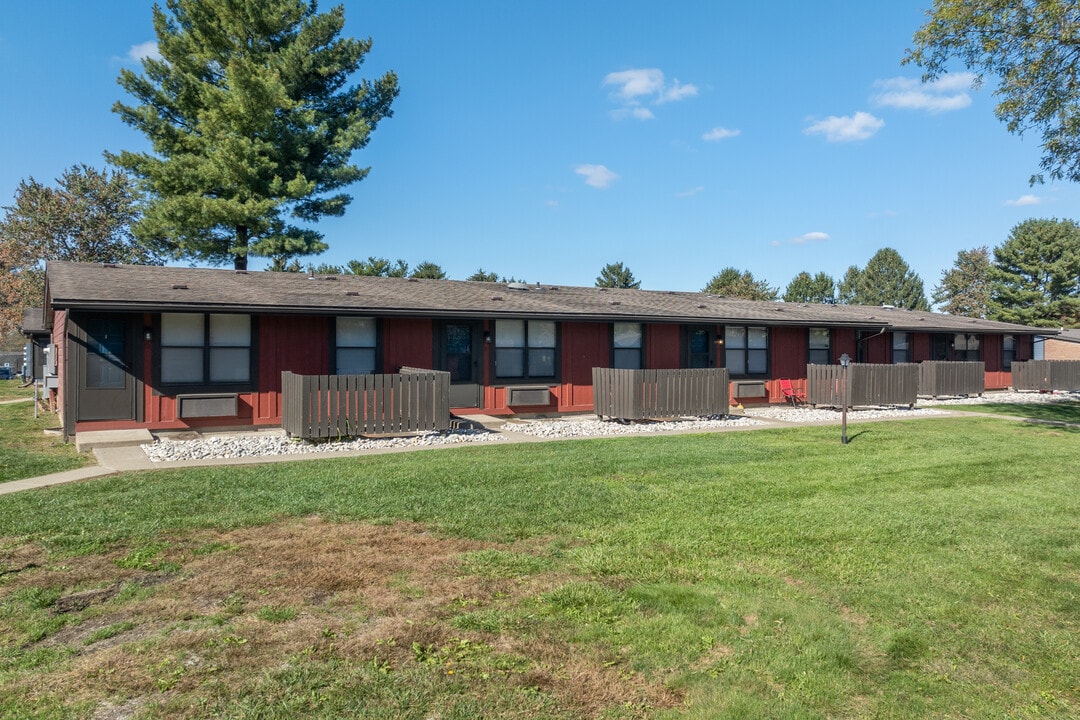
[44,261,1049,335]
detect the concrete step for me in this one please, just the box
[75,428,154,453]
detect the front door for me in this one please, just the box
[76,316,138,421]
[440,321,482,408]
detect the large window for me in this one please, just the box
[808,327,831,365]
[954,333,981,362]
[892,332,910,364]
[495,320,556,380]
[1002,334,1015,370]
[336,317,377,374]
[725,326,768,376]
[161,313,251,385]
[613,322,642,369]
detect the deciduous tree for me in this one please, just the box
[932,246,992,317]
[595,262,641,289]
[989,218,1080,327]
[782,271,836,304]
[702,267,777,301]
[0,165,158,333]
[110,0,399,269]
[905,0,1080,183]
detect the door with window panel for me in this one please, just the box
[75,314,138,421]
[440,321,482,408]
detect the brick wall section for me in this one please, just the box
[1044,338,1080,360]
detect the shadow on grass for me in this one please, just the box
[952,401,1080,425]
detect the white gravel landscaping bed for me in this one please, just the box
[140,390,1078,461]
[141,428,504,462]
[743,405,949,423]
[501,414,764,438]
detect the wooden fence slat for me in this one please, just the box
[590,368,730,421]
[281,370,451,439]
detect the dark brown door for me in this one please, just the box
[76,316,138,421]
[440,321,482,408]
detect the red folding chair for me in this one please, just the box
[778,378,805,406]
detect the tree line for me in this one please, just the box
[601,218,1080,329]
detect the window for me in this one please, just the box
[725,326,768,376]
[161,313,251,385]
[336,317,377,374]
[613,322,642,369]
[495,320,556,380]
[954,333,981,361]
[892,332,910,364]
[808,327,831,365]
[1002,335,1015,370]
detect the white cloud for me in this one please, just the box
[803,112,884,142]
[872,73,975,113]
[604,69,665,100]
[128,40,161,62]
[1005,194,1043,206]
[675,186,705,198]
[702,127,741,141]
[658,80,698,104]
[603,68,697,120]
[574,164,620,189]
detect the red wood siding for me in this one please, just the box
[765,327,807,403]
[866,332,889,364]
[558,321,610,412]
[770,327,806,378]
[646,324,681,369]
[255,315,330,423]
[833,328,857,362]
[384,318,434,371]
[912,333,931,362]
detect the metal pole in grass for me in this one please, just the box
[839,353,850,444]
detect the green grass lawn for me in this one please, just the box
[0,398,91,484]
[1,417,1079,718]
[0,378,34,401]
[941,399,1080,424]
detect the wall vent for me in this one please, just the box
[171,284,188,290]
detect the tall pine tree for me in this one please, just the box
[109,0,398,269]
[990,218,1080,327]
[837,248,928,310]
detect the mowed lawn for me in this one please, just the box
[1,416,1079,718]
[0,383,91,483]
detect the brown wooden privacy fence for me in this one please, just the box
[918,361,985,398]
[807,363,919,408]
[592,367,729,421]
[281,369,451,439]
[1011,360,1080,392]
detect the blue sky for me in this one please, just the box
[2,1,1077,299]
